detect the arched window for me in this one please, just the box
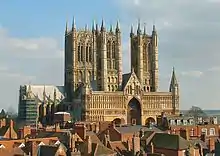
[112,41,115,58]
[112,85,114,91]
[89,46,92,62]
[108,77,110,82]
[78,44,81,62]
[86,44,89,62]
[148,43,151,53]
[107,41,111,58]
[79,71,83,82]
[80,46,83,62]
[88,71,91,81]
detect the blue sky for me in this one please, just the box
[1,0,220,111]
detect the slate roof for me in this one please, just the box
[151,133,189,150]
[122,73,132,89]
[86,131,103,145]
[0,126,9,136]
[37,143,67,156]
[108,141,128,154]
[92,143,116,156]
[0,120,19,137]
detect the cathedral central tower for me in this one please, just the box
[64,18,123,101]
[130,21,159,92]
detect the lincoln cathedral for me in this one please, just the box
[18,18,180,126]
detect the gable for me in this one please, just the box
[123,72,142,94]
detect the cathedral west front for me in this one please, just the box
[64,18,180,125]
[18,18,180,126]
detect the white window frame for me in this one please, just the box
[183,120,187,125]
[209,128,215,136]
[201,128,207,135]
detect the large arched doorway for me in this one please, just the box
[127,98,141,125]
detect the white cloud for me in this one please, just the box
[115,0,220,109]
[0,27,63,59]
[181,71,203,78]
[0,26,63,110]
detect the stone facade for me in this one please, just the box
[64,18,180,125]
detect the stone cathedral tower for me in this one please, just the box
[130,21,158,92]
[64,18,122,101]
[63,17,180,123]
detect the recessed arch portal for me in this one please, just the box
[127,98,141,125]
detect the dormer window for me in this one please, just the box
[210,128,215,136]
[201,128,207,135]
[177,119,181,125]
[189,119,194,125]
[170,119,175,125]
[183,120,187,125]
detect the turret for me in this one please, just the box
[151,24,159,91]
[169,67,179,94]
[137,19,141,35]
[100,19,108,91]
[115,20,120,33]
[92,20,95,32]
[72,16,76,31]
[130,24,134,37]
[96,23,99,34]
[101,19,105,32]
[137,19,143,84]
[65,21,68,35]
[169,67,179,115]
[92,20,97,80]
[115,20,123,89]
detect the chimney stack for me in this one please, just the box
[74,123,87,140]
[127,139,131,151]
[86,135,92,155]
[132,133,140,155]
[150,142,154,153]
[9,119,14,139]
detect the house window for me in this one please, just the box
[190,129,194,136]
[209,128,215,136]
[201,128,207,135]
[189,119,194,125]
[170,119,175,125]
[183,120,187,125]
[177,120,181,125]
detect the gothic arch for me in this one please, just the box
[127,98,141,125]
[86,44,89,62]
[78,71,83,82]
[107,41,111,58]
[89,46,92,62]
[112,41,116,58]
[147,42,152,53]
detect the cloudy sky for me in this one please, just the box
[1,0,220,111]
